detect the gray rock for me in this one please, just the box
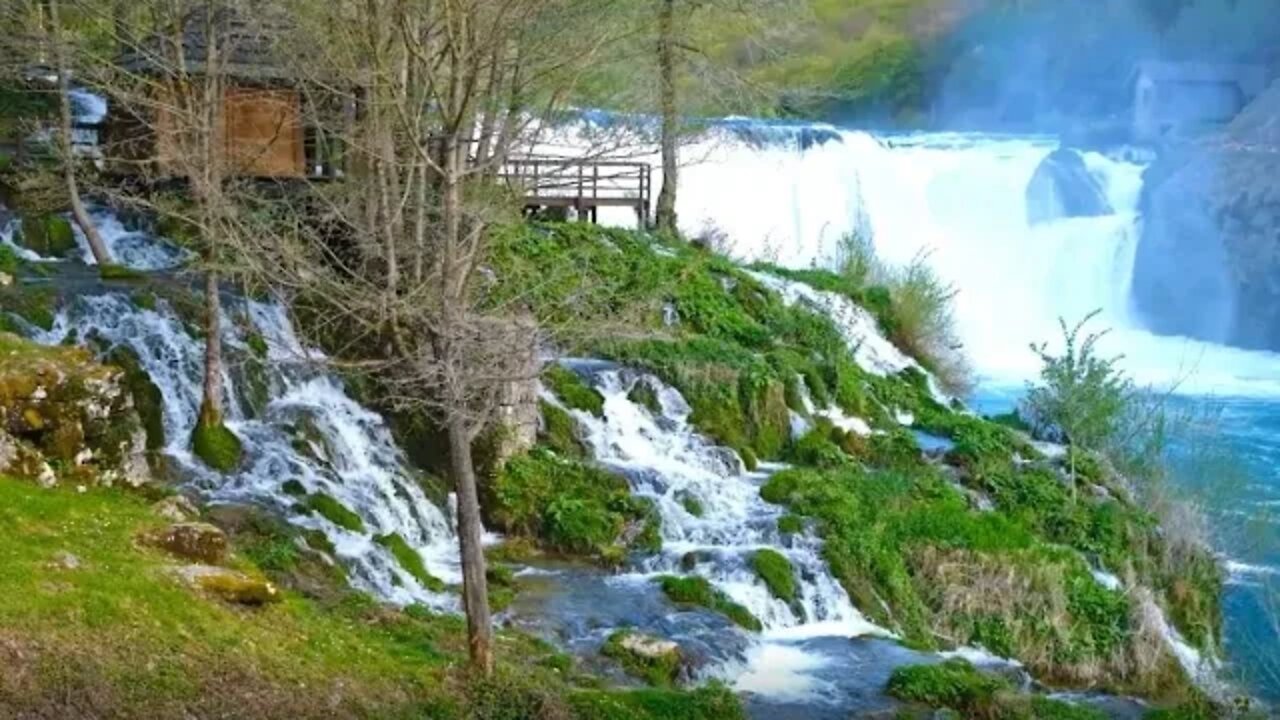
[1133,80,1280,351]
[1026,148,1113,225]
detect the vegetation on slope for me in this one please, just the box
[0,476,740,719]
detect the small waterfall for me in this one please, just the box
[564,363,886,640]
[34,273,458,607]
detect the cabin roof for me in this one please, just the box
[120,6,294,82]
[1133,61,1269,95]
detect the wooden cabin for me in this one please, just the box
[104,8,326,180]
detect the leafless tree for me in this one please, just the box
[208,0,627,673]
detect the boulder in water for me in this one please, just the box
[601,629,684,686]
[1025,148,1113,225]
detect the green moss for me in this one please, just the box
[190,419,242,473]
[750,549,796,603]
[246,332,269,359]
[786,426,850,468]
[657,575,761,632]
[0,284,56,331]
[601,630,682,687]
[0,244,20,276]
[676,490,704,517]
[15,214,75,258]
[543,364,605,417]
[539,400,585,458]
[303,492,366,533]
[777,514,803,535]
[99,264,146,281]
[627,381,662,415]
[104,346,165,452]
[739,446,759,471]
[375,532,444,591]
[281,479,307,497]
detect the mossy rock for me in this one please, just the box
[657,575,761,632]
[375,532,444,592]
[750,549,797,603]
[676,490,704,518]
[602,630,683,687]
[191,419,242,473]
[15,214,75,258]
[104,346,165,452]
[281,479,307,497]
[627,381,662,415]
[303,492,365,534]
[777,514,804,535]
[543,365,604,417]
[538,400,585,458]
[0,284,57,331]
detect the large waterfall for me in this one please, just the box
[595,126,1280,398]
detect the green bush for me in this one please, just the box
[658,575,761,631]
[750,549,797,603]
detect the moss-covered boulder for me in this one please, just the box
[0,332,148,488]
[602,630,684,687]
[142,522,229,564]
[15,214,75,258]
[301,492,366,533]
[191,416,242,473]
[543,364,605,417]
[375,532,444,591]
[173,564,281,606]
[657,575,761,632]
[750,549,797,604]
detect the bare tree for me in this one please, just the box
[47,0,112,266]
[214,0,625,673]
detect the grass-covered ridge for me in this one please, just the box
[484,221,1221,705]
[0,476,741,719]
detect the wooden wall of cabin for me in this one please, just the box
[107,84,305,179]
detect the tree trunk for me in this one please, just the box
[49,0,111,267]
[199,268,224,426]
[439,130,494,674]
[448,412,494,674]
[654,0,678,235]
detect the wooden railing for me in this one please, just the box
[500,157,652,226]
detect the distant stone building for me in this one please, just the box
[1131,61,1270,142]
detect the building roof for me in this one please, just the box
[120,6,295,82]
[1133,61,1270,96]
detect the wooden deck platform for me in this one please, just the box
[500,157,651,227]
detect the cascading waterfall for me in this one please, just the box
[41,292,460,607]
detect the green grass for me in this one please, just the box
[0,476,744,719]
[657,575,761,632]
[886,659,1109,719]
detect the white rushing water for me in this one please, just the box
[583,124,1280,398]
